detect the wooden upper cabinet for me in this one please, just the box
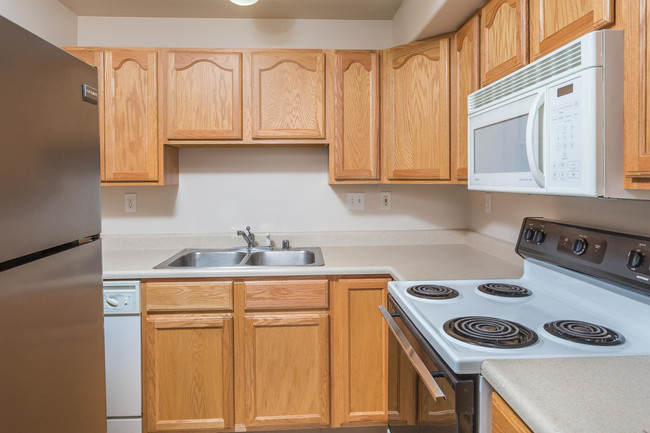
[332,51,380,182]
[104,49,158,182]
[452,16,480,183]
[243,312,330,428]
[62,48,105,179]
[163,50,242,140]
[529,0,614,61]
[145,314,234,432]
[251,51,326,139]
[383,36,451,181]
[480,0,528,86]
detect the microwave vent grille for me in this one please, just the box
[469,41,582,111]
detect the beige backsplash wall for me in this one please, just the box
[468,191,650,242]
[101,148,469,234]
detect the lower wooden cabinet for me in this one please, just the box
[243,312,330,428]
[143,276,390,432]
[492,392,532,433]
[331,277,390,426]
[145,314,234,432]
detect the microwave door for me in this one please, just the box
[468,91,546,193]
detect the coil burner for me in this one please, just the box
[444,316,538,348]
[544,320,624,346]
[407,285,459,300]
[478,283,532,298]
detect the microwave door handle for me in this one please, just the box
[526,91,546,188]
[379,305,447,402]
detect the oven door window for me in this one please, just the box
[386,303,459,433]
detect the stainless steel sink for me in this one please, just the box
[245,250,318,266]
[154,247,324,269]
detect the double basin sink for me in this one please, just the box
[154,247,324,269]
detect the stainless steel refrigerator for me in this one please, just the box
[0,16,106,433]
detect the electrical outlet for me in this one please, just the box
[346,193,365,210]
[380,192,391,210]
[125,193,136,213]
[485,193,492,214]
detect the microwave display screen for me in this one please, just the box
[474,114,529,174]
[557,83,574,97]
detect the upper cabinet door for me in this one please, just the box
[251,51,326,139]
[104,50,158,182]
[332,51,380,181]
[452,16,480,183]
[480,0,528,86]
[384,37,451,181]
[164,50,242,140]
[529,0,614,61]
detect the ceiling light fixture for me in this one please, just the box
[229,0,259,5]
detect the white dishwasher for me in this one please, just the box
[103,281,142,433]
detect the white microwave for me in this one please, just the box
[468,30,630,197]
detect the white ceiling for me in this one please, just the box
[57,0,404,20]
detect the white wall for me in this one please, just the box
[468,191,650,242]
[77,16,392,49]
[0,0,77,45]
[101,148,468,234]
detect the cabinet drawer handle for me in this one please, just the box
[379,305,447,401]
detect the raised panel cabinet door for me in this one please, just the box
[62,48,106,180]
[452,16,480,182]
[331,278,390,426]
[480,0,528,86]
[384,37,451,181]
[529,0,614,61]
[251,51,326,139]
[104,49,158,181]
[243,312,330,428]
[145,314,234,432]
[332,51,380,181]
[492,393,533,433]
[164,50,242,140]
[617,0,650,189]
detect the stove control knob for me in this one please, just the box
[626,250,645,270]
[571,238,588,256]
[524,228,535,242]
[532,231,546,245]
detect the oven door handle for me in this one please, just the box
[379,305,447,402]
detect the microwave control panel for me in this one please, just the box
[548,79,582,187]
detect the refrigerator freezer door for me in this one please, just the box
[0,240,106,433]
[0,16,101,264]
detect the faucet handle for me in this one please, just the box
[265,233,272,248]
[282,239,290,250]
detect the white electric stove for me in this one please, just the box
[383,217,650,433]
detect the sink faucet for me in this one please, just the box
[237,226,255,248]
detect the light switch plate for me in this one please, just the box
[380,192,391,210]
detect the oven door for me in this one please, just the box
[468,88,546,194]
[381,296,475,433]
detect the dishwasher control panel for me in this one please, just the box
[103,281,140,315]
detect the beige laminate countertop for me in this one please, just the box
[482,356,650,433]
[102,243,523,281]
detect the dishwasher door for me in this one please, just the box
[104,281,142,433]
